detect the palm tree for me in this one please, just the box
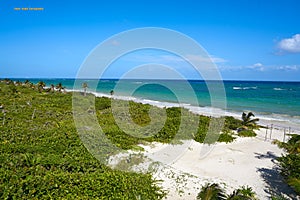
[284,134,300,154]
[15,80,22,86]
[241,112,259,129]
[24,80,34,89]
[37,81,46,93]
[110,90,114,95]
[274,134,300,154]
[197,183,227,200]
[56,83,65,93]
[82,82,88,96]
[227,186,256,200]
[50,84,55,93]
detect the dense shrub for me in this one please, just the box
[237,129,257,137]
[193,115,210,143]
[218,133,236,143]
[152,107,181,142]
[224,116,243,131]
[276,134,300,195]
[0,80,165,199]
[129,101,151,126]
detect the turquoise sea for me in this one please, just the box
[18,79,300,128]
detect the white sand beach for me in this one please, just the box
[146,128,299,199]
[109,127,299,199]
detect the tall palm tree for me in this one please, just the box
[37,81,46,93]
[110,90,114,96]
[56,83,65,93]
[197,183,227,200]
[241,112,259,129]
[82,82,88,96]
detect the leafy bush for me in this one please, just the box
[224,116,242,131]
[197,184,257,200]
[238,129,257,137]
[95,96,111,110]
[218,133,236,143]
[287,178,300,194]
[193,115,210,143]
[129,101,151,126]
[151,107,181,142]
[275,134,300,195]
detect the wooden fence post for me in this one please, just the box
[270,124,273,140]
[265,125,268,141]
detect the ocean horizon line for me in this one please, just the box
[4,77,300,83]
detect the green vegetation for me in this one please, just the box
[37,81,46,93]
[237,130,257,137]
[197,183,227,200]
[241,112,259,129]
[197,184,257,200]
[274,134,300,195]
[223,116,243,131]
[227,186,257,200]
[0,80,165,199]
[236,112,259,137]
[56,82,65,93]
[0,79,261,199]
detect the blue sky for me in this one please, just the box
[1,0,300,81]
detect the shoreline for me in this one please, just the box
[70,89,300,132]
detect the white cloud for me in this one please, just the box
[185,54,227,63]
[123,53,227,64]
[277,65,299,71]
[246,63,265,71]
[278,34,300,53]
[210,56,228,63]
[253,63,263,67]
[218,63,300,72]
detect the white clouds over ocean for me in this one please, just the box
[278,34,300,53]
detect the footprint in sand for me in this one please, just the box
[228,158,235,164]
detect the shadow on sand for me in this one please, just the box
[255,151,278,161]
[255,151,298,199]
